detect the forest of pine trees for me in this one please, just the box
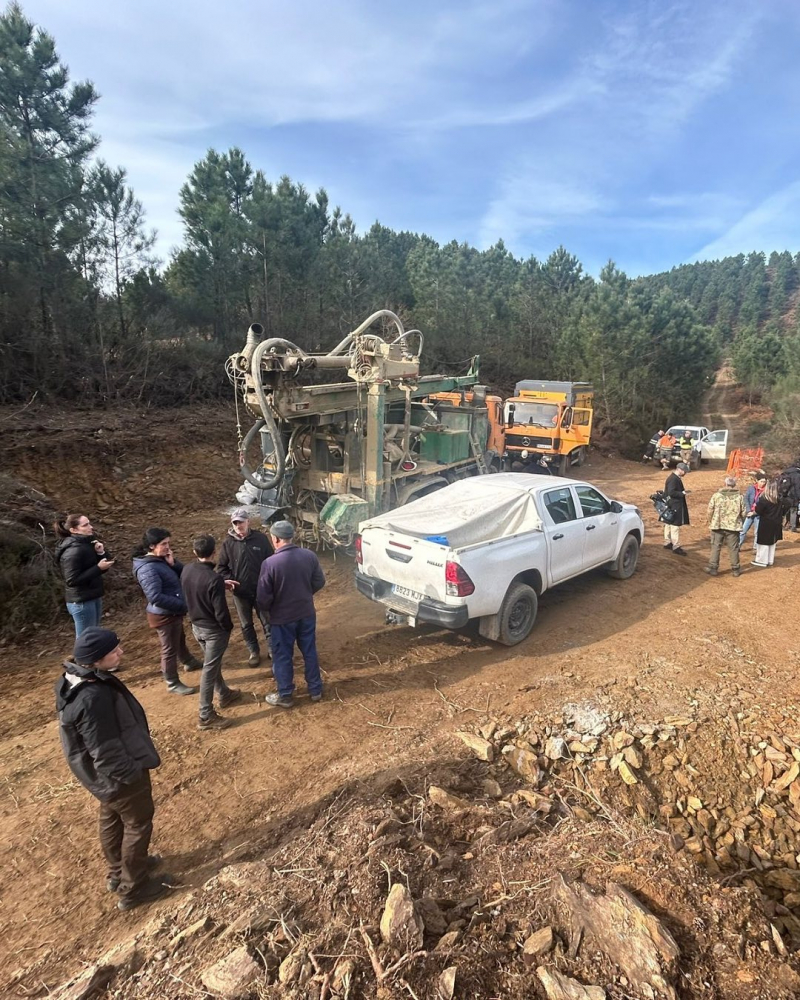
[1,3,798,444]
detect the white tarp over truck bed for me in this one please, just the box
[366,473,544,548]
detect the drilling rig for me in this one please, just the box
[225,310,503,546]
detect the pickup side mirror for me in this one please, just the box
[609,500,623,513]
[507,403,515,429]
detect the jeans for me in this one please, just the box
[154,616,193,684]
[66,598,103,636]
[232,594,270,653]
[740,516,759,547]
[192,624,233,719]
[271,615,322,699]
[708,529,740,571]
[98,771,155,898]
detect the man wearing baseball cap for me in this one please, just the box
[55,627,173,910]
[663,462,691,556]
[216,509,274,667]
[257,520,325,708]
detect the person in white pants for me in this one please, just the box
[753,480,784,567]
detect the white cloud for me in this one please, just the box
[478,167,608,252]
[692,181,800,261]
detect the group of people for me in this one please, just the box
[53,508,326,910]
[642,429,695,470]
[656,459,800,574]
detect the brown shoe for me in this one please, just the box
[198,711,231,731]
[218,689,242,710]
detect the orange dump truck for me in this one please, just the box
[503,380,594,475]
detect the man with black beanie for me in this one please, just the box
[55,627,174,910]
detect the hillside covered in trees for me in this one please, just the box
[1,3,798,445]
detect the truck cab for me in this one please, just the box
[503,380,594,476]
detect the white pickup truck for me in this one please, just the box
[355,473,644,646]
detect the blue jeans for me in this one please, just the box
[271,616,322,699]
[740,516,759,547]
[66,598,103,636]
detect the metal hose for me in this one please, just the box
[239,337,309,490]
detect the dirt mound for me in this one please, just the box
[32,712,800,1000]
[0,473,60,639]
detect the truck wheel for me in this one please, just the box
[576,446,586,466]
[480,583,538,646]
[608,534,639,580]
[559,452,572,476]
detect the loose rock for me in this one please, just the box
[522,926,554,965]
[536,966,606,999]
[380,883,424,951]
[456,731,494,762]
[200,946,261,999]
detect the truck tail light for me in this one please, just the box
[445,560,475,597]
[355,534,363,565]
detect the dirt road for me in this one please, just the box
[2,409,800,995]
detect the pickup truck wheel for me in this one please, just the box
[481,583,538,646]
[608,534,639,580]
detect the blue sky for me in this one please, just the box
[23,0,800,276]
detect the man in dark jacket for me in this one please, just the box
[257,521,325,708]
[55,627,173,910]
[217,510,274,667]
[778,460,800,532]
[642,429,665,463]
[663,462,691,556]
[182,535,240,731]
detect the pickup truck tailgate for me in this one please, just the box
[358,527,449,604]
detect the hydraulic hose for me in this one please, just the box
[240,337,309,490]
[327,309,405,356]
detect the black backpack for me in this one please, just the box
[650,490,677,524]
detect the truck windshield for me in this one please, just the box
[506,401,559,428]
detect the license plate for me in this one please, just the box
[392,584,425,603]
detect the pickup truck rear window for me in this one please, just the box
[543,488,577,524]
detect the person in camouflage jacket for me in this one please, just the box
[705,476,746,577]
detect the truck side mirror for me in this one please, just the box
[507,403,515,429]
[609,500,623,513]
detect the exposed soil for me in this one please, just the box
[2,405,800,998]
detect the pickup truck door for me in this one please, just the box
[540,485,585,583]
[699,429,728,460]
[574,485,618,566]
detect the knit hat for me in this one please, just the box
[73,627,121,665]
[270,520,295,539]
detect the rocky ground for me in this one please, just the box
[1,405,800,999]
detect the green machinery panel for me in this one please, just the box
[419,428,471,464]
[319,493,371,534]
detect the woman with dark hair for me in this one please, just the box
[753,480,784,568]
[54,514,115,636]
[132,528,202,695]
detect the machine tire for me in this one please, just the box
[480,582,538,646]
[608,534,640,580]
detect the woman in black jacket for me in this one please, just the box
[753,480,785,568]
[54,514,115,636]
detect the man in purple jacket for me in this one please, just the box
[256,521,325,708]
